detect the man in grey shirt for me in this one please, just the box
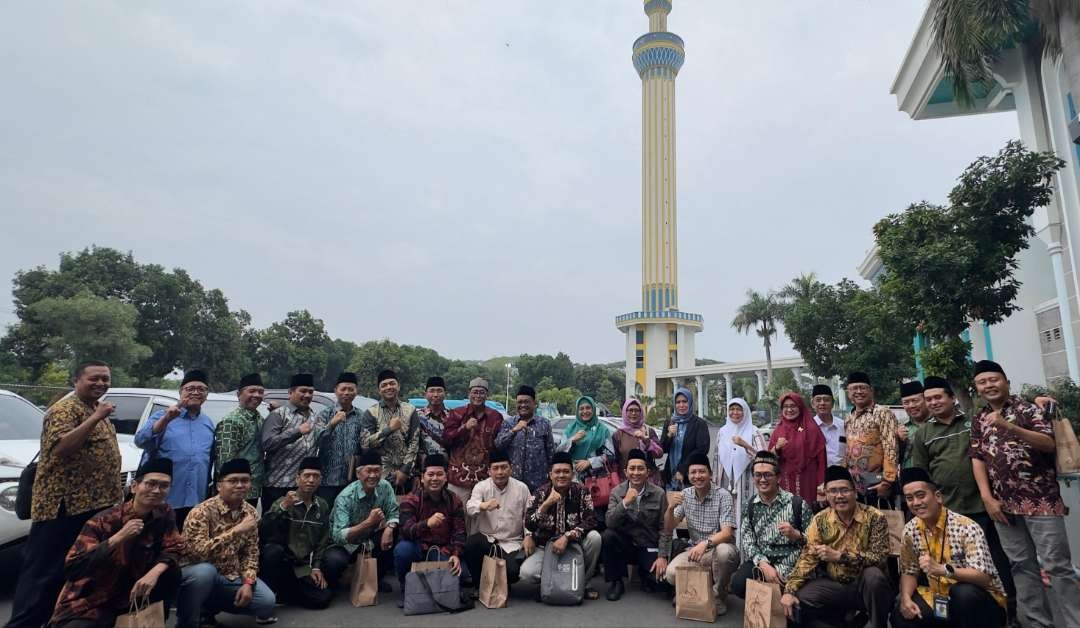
[261,373,326,511]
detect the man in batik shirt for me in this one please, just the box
[843,371,899,503]
[315,371,363,503]
[443,377,503,531]
[214,373,266,505]
[495,384,555,491]
[261,373,326,511]
[360,369,422,492]
[417,375,449,461]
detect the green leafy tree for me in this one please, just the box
[537,387,583,416]
[252,310,331,388]
[516,353,575,389]
[731,289,784,384]
[931,0,1080,113]
[28,293,151,374]
[874,141,1064,394]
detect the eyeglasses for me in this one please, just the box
[221,477,252,486]
[826,487,853,496]
[182,386,209,394]
[752,472,776,480]
[141,480,172,491]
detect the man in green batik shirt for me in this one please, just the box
[316,372,364,504]
[898,380,929,469]
[214,373,266,503]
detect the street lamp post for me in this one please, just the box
[505,363,512,410]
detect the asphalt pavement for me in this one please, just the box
[0,573,747,628]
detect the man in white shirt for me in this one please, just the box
[463,448,532,587]
[811,384,845,466]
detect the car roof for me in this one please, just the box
[104,387,237,401]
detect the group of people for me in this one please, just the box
[5,358,1080,628]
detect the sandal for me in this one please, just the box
[584,587,600,600]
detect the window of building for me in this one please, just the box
[635,349,644,369]
[669,350,678,369]
[635,330,644,345]
[669,330,678,345]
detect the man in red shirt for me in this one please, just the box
[443,377,503,532]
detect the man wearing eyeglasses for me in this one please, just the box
[781,465,892,628]
[731,451,813,599]
[49,457,185,628]
[135,369,216,531]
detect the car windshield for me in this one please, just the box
[200,399,240,423]
[0,394,45,440]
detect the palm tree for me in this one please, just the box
[931,0,1080,118]
[777,272,823,312]
[731,289,784,384]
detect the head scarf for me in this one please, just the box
[715,397,757,483]
[768,391,826,473]
[619,397,645,435]
[563,396,610,460]
[671,387,695,424]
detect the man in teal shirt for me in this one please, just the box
[324,449,398,592]
[909,376,1016,625]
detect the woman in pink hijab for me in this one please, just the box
[767,391,826,503]
[611,397,663,484]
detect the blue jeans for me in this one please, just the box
[177,563,276,628]
[393,540,471,586]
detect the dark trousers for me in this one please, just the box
[50,563,180,628]
[261,487,289,513]
[174,507,192,533]
[259,543,334,610]
[791,567,892,628]
[731,560,778,599]
[600,529,659,587]
[889,583,1005,628]
[322,541,395,585]
[6,504,103,628]
[315,485,344,505]
[968,511,1017,612]
[462,534,524,587]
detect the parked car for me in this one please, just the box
[0,389,44,565]
[260,390,377,417]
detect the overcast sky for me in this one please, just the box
[1,1,1018,365]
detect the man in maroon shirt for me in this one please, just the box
[394,453,469,607]
[442,377,503,532]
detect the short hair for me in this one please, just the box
[73,360,110,380]
[751,452,780,474]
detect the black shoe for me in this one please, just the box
[606,579,625,601]
[397,590,405,608]
[378,580,392,593]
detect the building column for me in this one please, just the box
[695,376,707,417]
[755,370,766,401]
[835,376,847,411]
[1049,241,1080,381]
[725,374,734,404]
[791,367,803,388]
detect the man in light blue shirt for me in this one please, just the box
[134,369,216,530]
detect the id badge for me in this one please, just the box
[933,594,949,620]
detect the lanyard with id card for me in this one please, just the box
[920,512,951,621]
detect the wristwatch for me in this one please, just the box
[705,540,716,551]
[944,563,956,577]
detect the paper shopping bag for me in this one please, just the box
[1053,414,1080,475]
[884,509,905,556]
[115,598,165,628]
[675,564,715,623]
[478,548,508,609]
[743,575,784,628]
[349,550,378,607]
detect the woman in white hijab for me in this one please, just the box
[714,398,765,545]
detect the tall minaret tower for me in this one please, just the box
[616,0,702,400]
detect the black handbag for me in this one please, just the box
[15,452,39,520]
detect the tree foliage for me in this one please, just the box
[28,293,151,373]
[731,289,784,383]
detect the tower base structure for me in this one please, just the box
[616,310,702,400]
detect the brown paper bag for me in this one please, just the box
[1053,415,1080,475]
[412,546,448,574]
[884,509,905,556]
[478,547,508,609]
[675,564,716,623]
[743,574,784,628]
[350,550,378,607]
[116,599,165,628]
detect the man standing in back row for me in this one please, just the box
[261,373,326,511]
[443,377,503,531]
[843,371,899,504]
[215,373,266,506]
[360,369,422,492]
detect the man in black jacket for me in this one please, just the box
[602,449,668,600]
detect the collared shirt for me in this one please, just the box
[182,495,260,581]
[606,480,666,548]
[660,485,736,558]
[970,396,1064,516]
[214,407,265,499]
[466,476,531,553]
[785,504,889,593]
[739,489,813,580]
[901,507,1006,608]
[443,405,504,488]
[329,479,400,554]
[316,404,363,487]
[418,406,448,457]
[134,408,215,509]
[261,495,333,575]
[32,396,122,522]
[844,404,900,490]
[525,482,597,546]
[399,488,467,557]
[909,412,983,515]
[50,502,184,625]
[261,402,326,489]
[360,399,422,480]
[494,415,555,492]
[813,414,846,466]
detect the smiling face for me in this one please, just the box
[811,394,833,417]
[289,386,314,410]
[825,479,855,516]
[674,394,690,415]
[974,371,1009,405]
[781,398,800,421]
[901,393,929,423]
[846,383,873,408]
[625,458,649,486]
[180,381,208,412]
[132,472,171,510]
[379,378,399,402]
[625,402,642,422]
[422,465,447,493]
[903,481,942,523]
[688,463,711,489]
[578,401,594,422]
[468,386,487,408]
[924,388,955,418]
[728,403,744,423]
[752,461,778,498]
[238,385,265,410]
[489,460,511,487]
[425,386,446,408]
[358,464,382,491]
[516,394,535,418]
[217,473,252,505]
[550,463,573,489]
[335,382,358,408]
[74,365,111,403]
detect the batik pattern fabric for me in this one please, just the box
[844,404,900,492]
[214,407,265,500]
[784,503,889,593]
[360,400,422,480]
[316,404,363,487]
[900,507,1006,608]
[181,495,260,581]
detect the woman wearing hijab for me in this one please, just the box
[659,387,711,491]
[767,391,826,503]
[715,398,766,543]
[557,396,616,529]
[611,397,663,484]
